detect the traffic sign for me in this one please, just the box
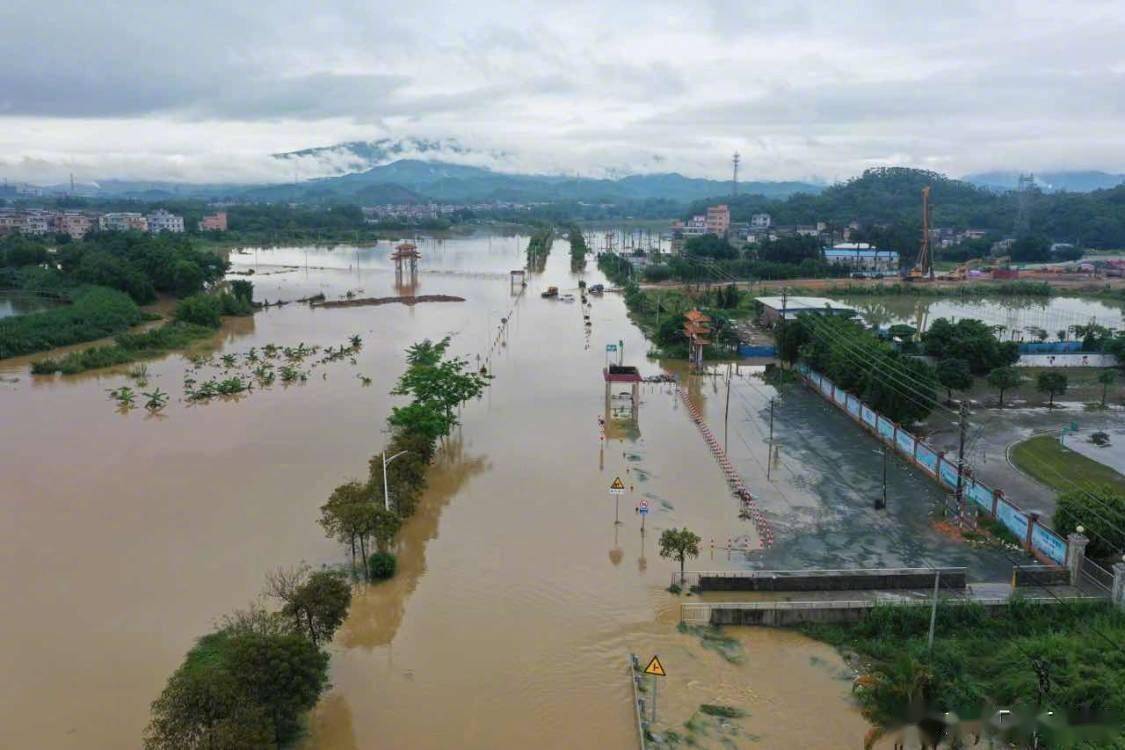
[638,500,649,516]
[606,344,617,352]
[643,655,666,677]
[609,477,625,495]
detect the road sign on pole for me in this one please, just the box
[610,477,625,524]
[643,655,665,723]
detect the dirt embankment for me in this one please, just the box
[311,294,465,309]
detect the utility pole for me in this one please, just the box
[766,397,775,480]
[955,401,968,522]
[723,363,732,453]
[877,444,887,510]
[927,568,941,652]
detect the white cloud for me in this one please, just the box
[1,0,1123,184]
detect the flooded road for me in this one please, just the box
[1,235,872,748]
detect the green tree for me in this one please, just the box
[1097,368,1117,407]
[1053,485,1125,559]
[923,318,1019,375]
[1036,371,1068,407]
[171,260,204,297]
[225,630,329,746]
[144,654,272,750]
[774,318,809,367]
[370,507,402,552]
[683,234,738,260]
[659,527,701,585]
[987,366,1023,407]
[936,358,973,402]
[174,293,223,328]
[755,235,822,264]
[319,481,375,574]
[267,567,352,646]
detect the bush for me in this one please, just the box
[30,322,215,375]
[174,293,223,328]
[0,287,143,359]
[368,552,397,580]
[1053,485,1125,559]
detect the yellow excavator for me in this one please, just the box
[904,186,935,281]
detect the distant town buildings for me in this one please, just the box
[100,212,149,233]
[750,213,771,229]
[198,211,228,231]
[146,209,184,234]
[705,204,731,236]
[56,211,94,239]
[671,203,732,241]
[824,242,900,272]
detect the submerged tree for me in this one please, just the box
[1036,371,1068,407]
[1097,368,1117,407]
[987,366,1023,407]
[267,567,352,646]
[936,358,972,403]
[659,527,702,586]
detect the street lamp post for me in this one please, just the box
[382,450,409,512]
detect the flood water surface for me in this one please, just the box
[1,236,869,748]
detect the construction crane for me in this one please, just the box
[905,185,934,281]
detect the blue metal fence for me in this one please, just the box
[797,363,1068,565]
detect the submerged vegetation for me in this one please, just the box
[804,600,1125,747]
[147,336,489,746]
[567,225,589,269]
[0,286,145,359]
[319,336,491,579]
[0,231,232,359]
[525,227,554,273]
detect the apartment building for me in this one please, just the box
[146,209,184,234]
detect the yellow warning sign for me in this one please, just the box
[609,477,625,495]
[643,655,666,677]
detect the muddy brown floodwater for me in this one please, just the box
[0,235,868,748]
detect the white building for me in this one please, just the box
[20,210,52,235]
[146,209,184,234]
[750,213,771,229]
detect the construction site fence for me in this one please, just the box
[797,364,1068,567]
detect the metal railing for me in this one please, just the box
[1081,558,1115,593]
[674,567,965,588]
[627,653,648,750]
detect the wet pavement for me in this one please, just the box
[694,372,1023,581]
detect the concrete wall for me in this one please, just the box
[1012,565,1071,588]
[699,568,966,592]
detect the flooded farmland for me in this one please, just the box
[836,293,1125,335]
[0,234,995,749]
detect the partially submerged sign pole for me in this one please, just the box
[638,499,649,533]
[643,655,665,723]
[610,476,625,524]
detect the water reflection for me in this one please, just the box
[339,434,487,650]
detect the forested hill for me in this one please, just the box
[688,167,1125,248]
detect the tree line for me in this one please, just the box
[689,166,1125,249]
[145,337,490,747]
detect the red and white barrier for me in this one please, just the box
[677,386,775,547]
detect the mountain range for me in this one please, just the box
[7,136,1123,204]
[963,170,1125,192]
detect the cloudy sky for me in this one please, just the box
[2,0,1124,184]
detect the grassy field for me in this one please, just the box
[1010,434,1125,494]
